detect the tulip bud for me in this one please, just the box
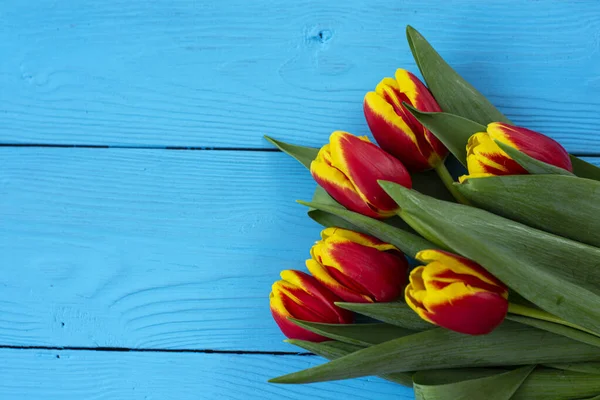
[306,227,408,303]
[460,122,573,182]
[405,250,509,335]
[310,131,412,219]
[363,69,448,172]
[270,270,353,342]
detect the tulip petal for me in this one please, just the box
[306,258,372,303]
[465,132,527,177]
[416,249,507,294]
[319,238,407,302]
[270,300,328,342]
[329,131,412,212]
[423,287,509,335]
[406,250,509,335]
[404,267,434,324]
[310,146,383,219]
[364,91,433,171]
[487,123,573,172]
[320,227,399,252]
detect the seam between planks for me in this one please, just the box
[0,345,314,356]
[0,143,281,151]
[0,144,597,157]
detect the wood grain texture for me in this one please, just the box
[0,349,411,399]
[1,0,600,152]
[0,148,323,351]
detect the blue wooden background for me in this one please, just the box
[1,0,599,398]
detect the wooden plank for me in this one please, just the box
[0,148,322,351]
[0,349,412,399]
[0,0,599,152]
[1,149,599,353]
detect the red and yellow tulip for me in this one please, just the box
[310,131,412,219]
[306,227,408,303]
[460,122,573,182]
[405,250,509,335]
[363,69,448,172]
[270,270,353,342]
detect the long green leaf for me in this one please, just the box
[335,302,433,331]
[456,174,600,247]
[380,182,600,334]
[512,369,600,400]
[297,201,439,258]
[545,362,600,374]
[572,156,600,181]
[404,106,485,167]
[413,366,534,400]
[270,321,600,383]
[289,320,416,347]
[412,167,457,202]
[507,315,600,349]
[406,26,510,125]
[494,141,574,176]
[416,366,600,400]
[286,340,414,387]
[307,186,362,230]
[264,135,318,169]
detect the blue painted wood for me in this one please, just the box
[0,148,322,351]
[0,1,599,152]
[0,349,412,399]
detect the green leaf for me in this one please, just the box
[306,186,363,230]
[297,200,440,258]
[285,339,362,359]
[571,155,600,181]
[511,369,600,400]
[264,135,318,169]
[413,365,534,400]
[406,26,510,126]
[456,174,600,247]
[412,168,457,202]
[269,321,600,383]
[404,106,486,167]
[289,320,416,347]
[286,340,414,387]
[507,315,600,349]
[335,302,432,331]
[380,182,600,334]
[494,141,574,176]
[545,362,600,374]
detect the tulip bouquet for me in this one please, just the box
[265,26,600,399]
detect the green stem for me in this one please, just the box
[434,162,470,205]
[508,303,600,338]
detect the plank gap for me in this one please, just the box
[0,344,314,356]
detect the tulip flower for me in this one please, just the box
[310,131,412,219]
[306,227,409,303]
[270,270,353,342]
[363,69,448,172]
[460,122,573,182]
[405,250,509,335]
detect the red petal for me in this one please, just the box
[336,133,412,211]
[329,241,408,302]
[427,292,508,335]
[364,99,434,171]
[491,123,573,172]
[270,307,329,342]
[311,173,386,219]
